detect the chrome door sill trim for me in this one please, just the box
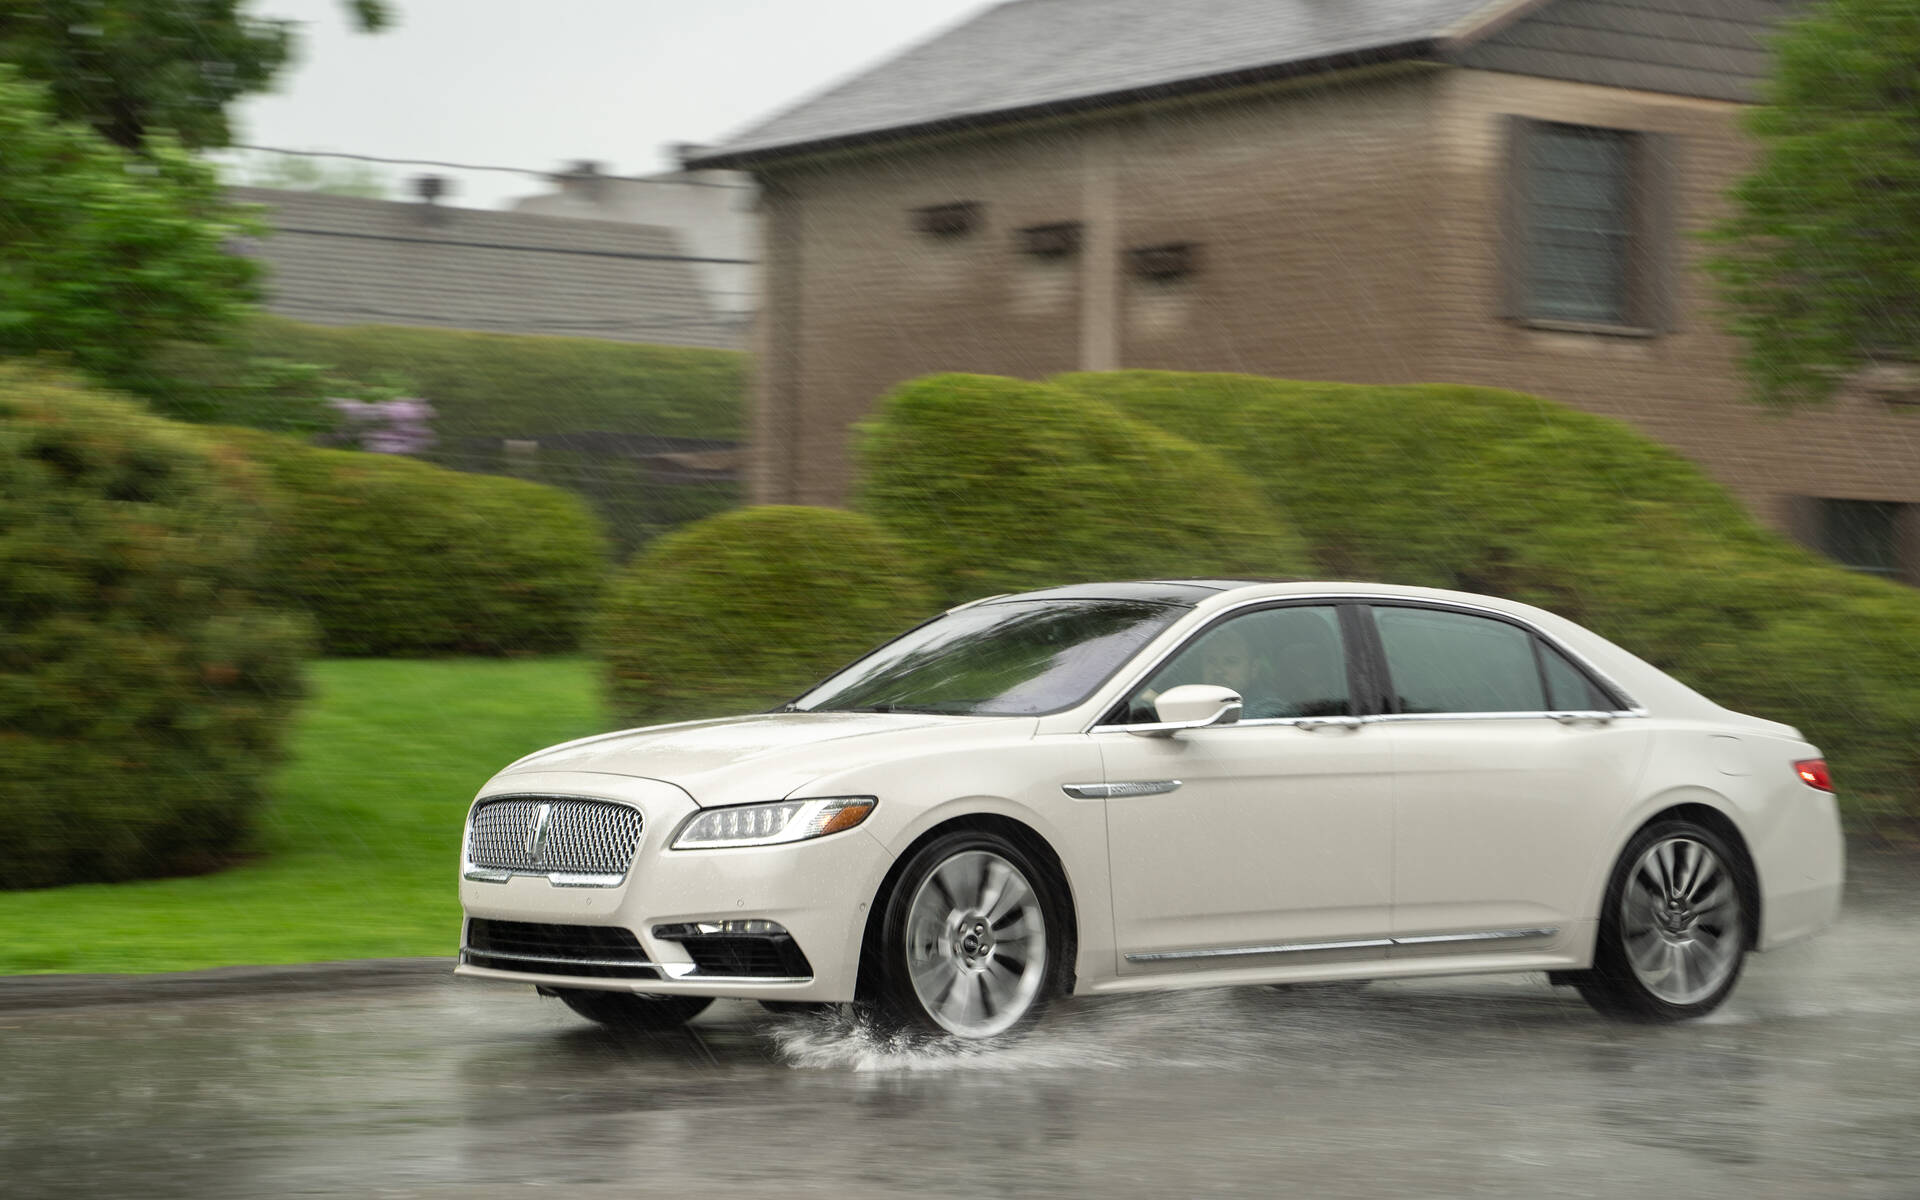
[1126,927,1559,964]
[1392,927,1560,946]
[1127,937,1394,963]
[1062,780,1182,799]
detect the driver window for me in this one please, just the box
[1125,606,1352,722]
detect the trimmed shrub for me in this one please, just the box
[243,316,745,440]
[227,318,746,557]
[600,506,933,725]
[0,367,311,889]
[216,428,609,656]
[853,374,1311,605]
[1060,371,1920,812]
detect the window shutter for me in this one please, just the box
[1632,132,1680,332]
[1499,115,1535,321]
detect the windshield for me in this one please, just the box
[792,598,1189,717]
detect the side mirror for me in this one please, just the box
[1130,684,1243,737]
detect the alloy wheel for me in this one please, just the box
[902,849,1048,1038]
[1620,835,1744,1007]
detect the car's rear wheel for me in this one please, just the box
[1578,819,1750,1022]
[553,988,713,1030]
[872,831,1060,1040]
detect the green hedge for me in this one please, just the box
[854,374,1311,606]
[0,367,311,889]
[1059,371,1920,812]
[218,428,609,656]
[228,318,746,557]
[600,506,932,725]
[244,316,745,440]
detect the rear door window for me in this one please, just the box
[1539,642,1616,711]
[1371,606,1546,714]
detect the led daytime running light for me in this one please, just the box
[672,796,876,849]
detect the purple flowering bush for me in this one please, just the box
[323,396,436,454]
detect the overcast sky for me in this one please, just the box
[234,0,986,207]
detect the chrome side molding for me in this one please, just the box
[1062,780,1183,799]
[1128,937,1394,963]
[1125,927,1559,964]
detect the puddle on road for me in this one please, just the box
[764,984,1380,1073]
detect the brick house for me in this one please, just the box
[689,0,1920,582]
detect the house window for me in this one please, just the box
[1505,119,1674,332]
[1819,499,1905,577]
[1527,125,1631,323]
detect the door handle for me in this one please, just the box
[1297,716,1362,732]
[1548,711,1615,725]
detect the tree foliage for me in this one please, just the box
[0,0,388,151]
[0,65,259,397]
[1707,0,1920,408]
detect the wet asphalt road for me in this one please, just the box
[3,853,1917,1200]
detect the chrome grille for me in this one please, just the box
[466,797,643,877]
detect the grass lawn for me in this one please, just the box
[0,657,607,975]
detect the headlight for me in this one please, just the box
[671,796,876,849]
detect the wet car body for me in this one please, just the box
[455,580,1845,1037]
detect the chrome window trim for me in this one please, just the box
[1081,592,1646,734]
[462,792,644,889]
[1089,711,1633,736]
[1125,926,1560,964]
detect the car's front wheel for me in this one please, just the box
[871,831,1061,1040]
[1578,819,1750,1022]
[553,988,713,1031]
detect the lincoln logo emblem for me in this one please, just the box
[525,803,554,863]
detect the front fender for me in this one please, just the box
[803,733,1115,994]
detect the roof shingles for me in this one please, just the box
[694,0,1500,165]
[230,187,739,348]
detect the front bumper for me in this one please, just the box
[455,770,892,1002]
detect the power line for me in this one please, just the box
[289,303,751,336]
[270,225,757,266]
[231,145,754,190]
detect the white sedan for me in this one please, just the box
[455,581,1844,1039]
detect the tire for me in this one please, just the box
[1578,818,1751,1023]
[554,988,713,1031]
[870,830,1066,1040]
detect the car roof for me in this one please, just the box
[977,580,1256,606]
[979,579,1534,608]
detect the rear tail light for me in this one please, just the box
[1794,758,1834,793]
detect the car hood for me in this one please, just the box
[494,710,1035,806]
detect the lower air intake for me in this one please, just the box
[462,918,657,979]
